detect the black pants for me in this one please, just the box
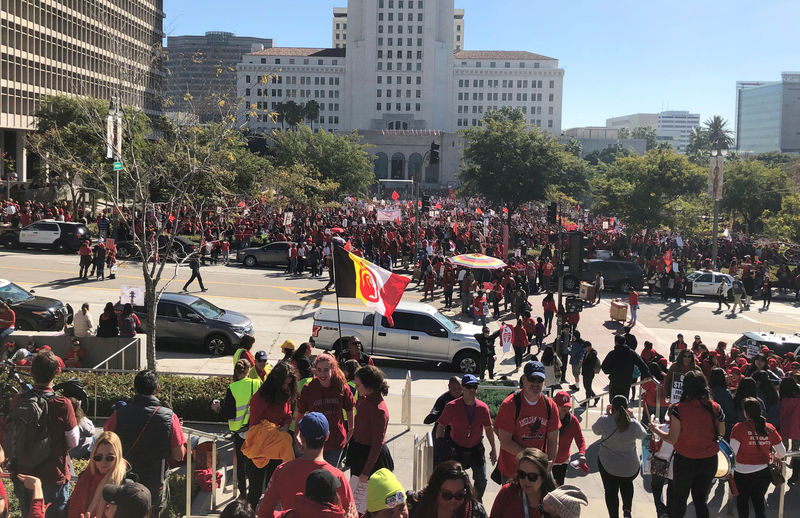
[559,353,569,382]
[513,347,525,368]
[718,293,730,310]
[609,381,630,401]
[232,433,248,498]
[544,311,554,333]
[246,458,281,509]
[668,453,717,518]
[479,354,495,379]
[734,468,771,518]
[598,459,636,518]
[552,463,568,486]
[583,373,596,399]
[651,474,670,517]
[183,269,205,290]
[444,286,453,307]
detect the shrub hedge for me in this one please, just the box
[57,371,230,421]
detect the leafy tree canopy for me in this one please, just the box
[721,159,791,232]
[458,107,564,223]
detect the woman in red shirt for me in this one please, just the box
[730,398,786,518]
[541,293,556,335]
[349,365,392,514]
[490,448,556,518]
[246,361,298,509]
[511,318,528,369]
[648,371,725,518]
[67,431,127,518]
[552,391,587,486]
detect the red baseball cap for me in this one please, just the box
[553,391,571,408]
[761,346,770,354]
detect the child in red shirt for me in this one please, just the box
[64,338,86,368]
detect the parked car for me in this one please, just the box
[564,259,644,293]
[310,301,483,373]
[684,270,734,298]
[115,235,198,261]
[0,279,73,331]
[0,221,91,252]
[236,241,294,267]
[115,293,254,355]
[732,331,800,357]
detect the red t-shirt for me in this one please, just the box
[730,421,782,465]
[629,291,639,307]
[555,414,586,464]
[352,393,389,476]
[10,387,77,485]
[670,399,723,459]
[489,483,542,518]
[297,379,355,450]
[642,379,668,409]
[249,395,292,428]
[494,393,560,477]
[257,459,355,518]
[542,262,554,277]
[438,397,493,448]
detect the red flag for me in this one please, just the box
[237,201,246,208]
[476,208,483,215]
[391,191,399,201]
[344,240,352,251]
[502,207,508,214]
[418,201,422,208]
[467,221,471,233]
[396,216,400,225]
[435,203,442,209]
[663,249,672,269]
[453,221,458,236]
[168,214,175,223]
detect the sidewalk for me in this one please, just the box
[190,390,800,517]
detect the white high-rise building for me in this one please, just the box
[606,111,699,153]
[236,0,564,186]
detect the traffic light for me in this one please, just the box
[421,195,431,211]
[567,231,588,273]
[430,142,440,164]
[546,202,558,224]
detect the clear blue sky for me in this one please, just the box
[164,0,800,129]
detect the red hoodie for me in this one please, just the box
[274,494,346,518]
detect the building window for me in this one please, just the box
[261,58,266,64]
[549,93,554,101]
[490,62,496,68]
[534,62,540,68]
[476,61,481,67]
[379,13,384,21]
[416,103,421,111]
[549,80,555,88]
[377,103,382,110]
[548,107,554,115]
[377,76,383,84]
[548,120,553,128]
[378,62,383,70]
[245,88,251,96]
[246,75,251,83]
[377,90,382,97]
[417,13,423,21]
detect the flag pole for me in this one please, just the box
[332,244,343,346]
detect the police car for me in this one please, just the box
[732,331,800,357]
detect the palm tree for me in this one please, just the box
[704,115,734,151]
[304,100,320,130]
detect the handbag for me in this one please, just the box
[593,357,602,375]
[649,454,672,478]
[753,422,785,486]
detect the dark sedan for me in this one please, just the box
[236,241,294,267]
[0,279,73,331]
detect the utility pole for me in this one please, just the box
[555,201,565,353]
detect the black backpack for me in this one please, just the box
[4,389,54,473]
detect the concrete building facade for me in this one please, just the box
[236,0,564,187]
[606,111,699,153]
[1,0,165,184]
[736,72,800,154]
[164,32,273,122]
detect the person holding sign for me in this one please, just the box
[664,350,702,404]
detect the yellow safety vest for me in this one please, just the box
[228,377,261,432]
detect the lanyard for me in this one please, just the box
[463,400,477,438]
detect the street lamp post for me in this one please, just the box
[709,148,727,270]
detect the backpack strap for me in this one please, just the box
[125,405,162,456]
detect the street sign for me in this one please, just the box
[113,161,123,171]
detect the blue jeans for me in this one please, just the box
[14,479,69,518]
[0,326,14,342]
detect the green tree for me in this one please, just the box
[590,148,705,232]
[754,151,795,169]
[617,127,630,140]
[269,126,374,197]
[458,107,564,229]
[631,126,657,150]
[721,159,791,232]
[686,126,709,164]
[547,151,591,203]
[584,143,635,166]
[764,193,800,243]
[267,163,339,208]
[563,138,582,157]
[704,115,734,151]
[303,100,321,130]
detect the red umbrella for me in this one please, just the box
[329,227,345,233]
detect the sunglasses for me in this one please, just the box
[93,454,116,463]
[439,489,467,501]
[525,376,544,383]
[517,469,542,482]
[463,385,478,391]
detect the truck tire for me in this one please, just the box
[452,350,479,374]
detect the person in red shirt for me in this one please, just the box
[627,287,639,327]
[0,300,15,342]
[495,361,560,480]
[541,293,556,335]
[422,268,436,301]
[647,371,725,518]
[511,318,528,369]
[472,291,487,327]
[242,361,297,509]
[435,374,497,500]
[64,338,86,368]
[730,398,786,518]
[349,365,391,514]
[257,413,357,518]
[551,391,586,486]
[489,447,556,518]
[297,353,355,468]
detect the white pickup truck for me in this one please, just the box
[310,302,483,373]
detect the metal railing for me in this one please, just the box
[777,450,800,518]
[571,377,662,430]
[401,370,412,431]
[91,338,139,371]
[412,432,434,491]
[182,426,233,518]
